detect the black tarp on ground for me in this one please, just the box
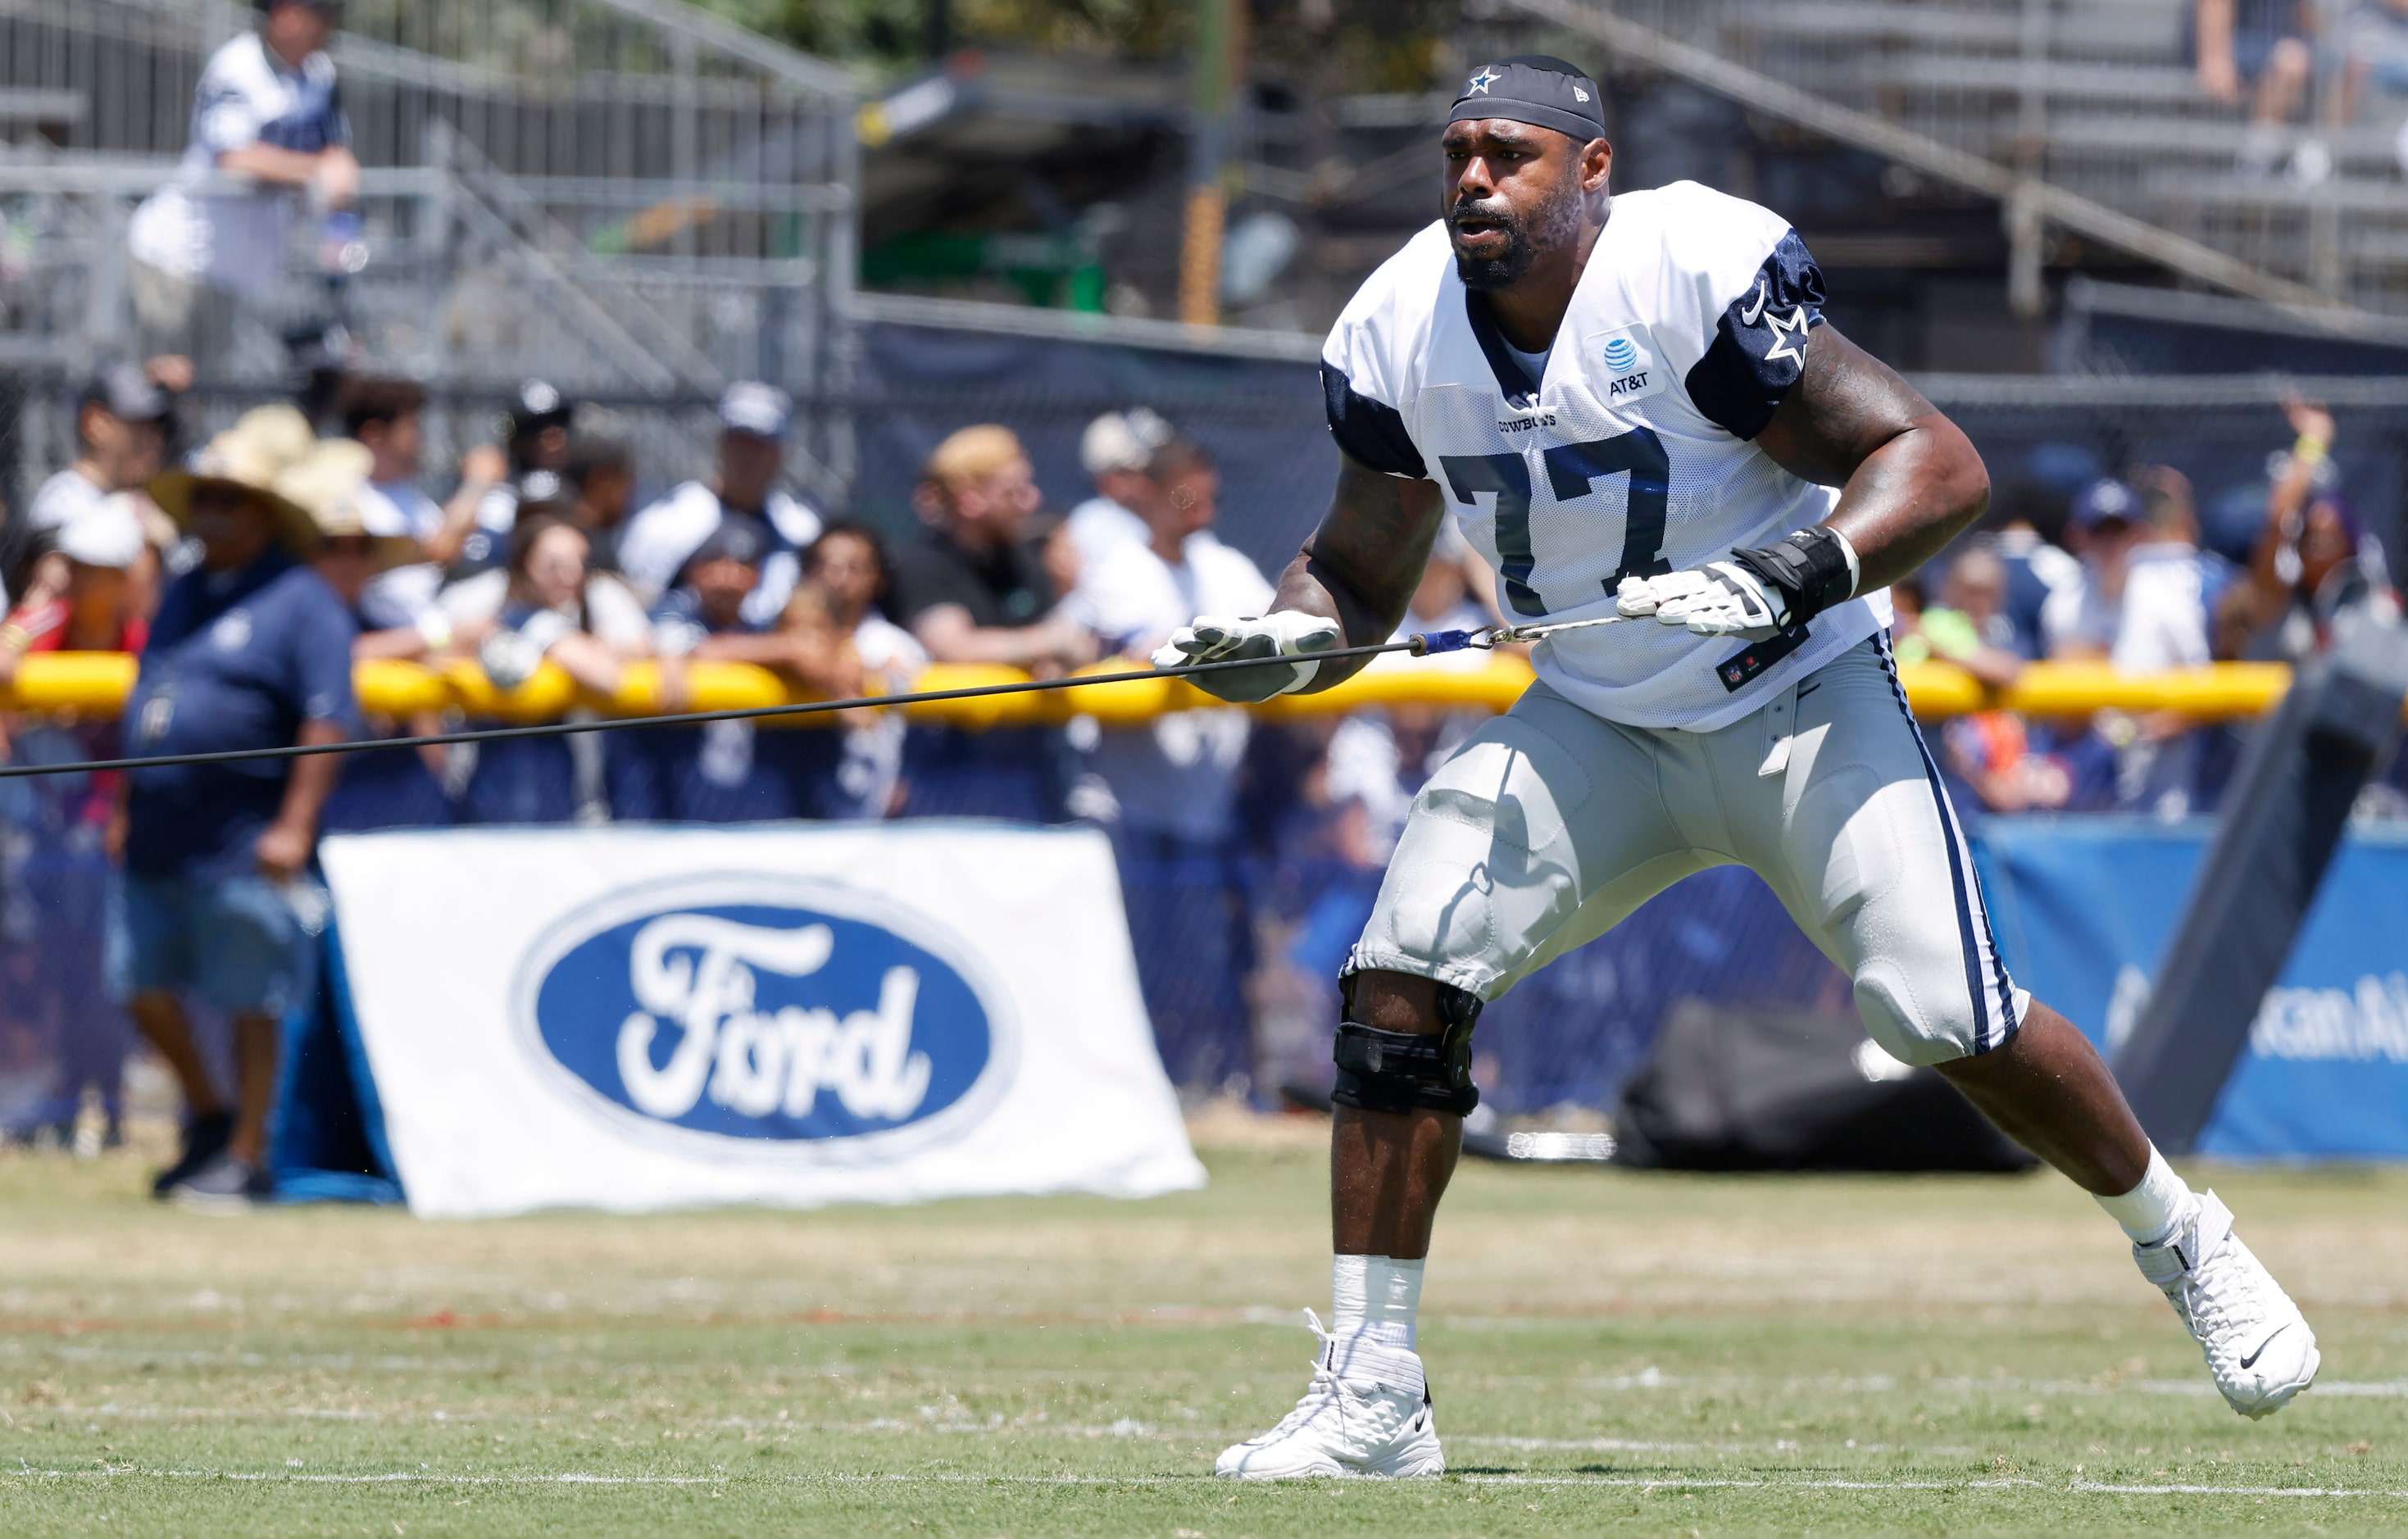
[1613,999,2035,1174]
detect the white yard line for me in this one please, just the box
[16,1467,2408,1500]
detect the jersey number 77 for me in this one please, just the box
[1440,427,1671,619]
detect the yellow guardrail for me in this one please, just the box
[0,651,2341,728]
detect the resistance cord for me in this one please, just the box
[0,615,1631,783]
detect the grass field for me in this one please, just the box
[3,1113,2406,1537]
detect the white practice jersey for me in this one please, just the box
[1321,181,1892,731]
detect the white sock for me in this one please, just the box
[2095,1146,2198,1246]
[1332,1255,1424,1351]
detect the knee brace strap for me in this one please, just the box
[1329,979,1483,1117]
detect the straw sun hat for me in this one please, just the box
[146,406,420,570]
[146,405,324,555]
[277,440,420,571]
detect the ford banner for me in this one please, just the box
[318,825,1206,1217]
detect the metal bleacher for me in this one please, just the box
[1502,0,2408,325]
[0,0,859,509]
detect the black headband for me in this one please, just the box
[1447,55,1606,143]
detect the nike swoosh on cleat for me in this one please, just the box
[2240,1325,2287,1369]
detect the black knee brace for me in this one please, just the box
[1329,973,1483,1117]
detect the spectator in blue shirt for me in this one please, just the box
[613,517,854,821]
[119,408,360,1206]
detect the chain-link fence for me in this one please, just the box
[11,294,2408,1133]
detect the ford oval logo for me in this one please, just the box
[514,876,1004,1146]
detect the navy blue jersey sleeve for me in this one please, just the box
[1321,363,1428,479]
[289,577,361,731]
[1681,230,1828,441]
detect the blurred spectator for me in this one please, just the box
[651,516,858,700]
[1067,407,1172,564]
[564,424,638,572]
[2115,465,2221,674]
[1980,476,2079,659]
[2333,0,2408,172]
[1071,434,1268,1087]
[338,376,497,567]
[893,425,1095,671]
[2042,475,2224,815]
[1076,436,1273,842]
[337,376,493,649]
[0,505,151,772]
[618,518,856,823]
[2216,400,2401,661]
[2187,0,2319,176]
[125,0,357,365]
[466,379,575,552]
[1888,573,2069,815]
[31,365,173,533]
[281,439,428,659]
[474,515,637,697]
[121,406,359,1205]
[0,503,148,661]
[2042,479,2148,660]
[438,485,649,652]
[619,383,822,620]
[1891,552,2024,688]
[793,522,923,689]
[279,439,462,831]
[788,522,925,819]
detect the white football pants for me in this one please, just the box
[1350,636,2027,1065]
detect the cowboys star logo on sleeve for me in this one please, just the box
[1764,305,1811,370]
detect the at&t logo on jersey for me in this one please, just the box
[514,877,1007,1150]
[1592,327,1659,401]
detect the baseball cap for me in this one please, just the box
[718,381,793,441]
[504,379,573,442]
[78,361,170,424]
[56,497,147,570]
[1080,408,1173,477]
[684,514,770,572]
[2071,478,2142,530]
[1449,54,1606,143]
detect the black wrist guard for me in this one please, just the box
[1329,974,1483,1117]
[1729,527,1856,629]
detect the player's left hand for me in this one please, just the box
[1616,528,1861,643]
[1615,563,1790,641]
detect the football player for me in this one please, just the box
[1163,56,2319,1479]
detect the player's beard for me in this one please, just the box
[1449,162,1586,290]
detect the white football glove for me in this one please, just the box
[1152,611,1344,703]
[1616,529,1862,644]
[1615,562,1790,642]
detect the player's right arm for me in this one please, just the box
[1156,456,1447,703]
[1275,456,1452,690]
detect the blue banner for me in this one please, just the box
[1975,819,2408,1159]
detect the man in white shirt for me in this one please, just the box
[2040,477,2216,673]
[618,381,823,624]
[30,365,172,532]
[337,375,502,641]
[1066,407,1170,564]
[126,0,357,365]
[1075,434,1273,1087]
[1078,435,1274,843]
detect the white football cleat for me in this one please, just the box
[2133,1190,2319,1419]
[1215,1312,1444,1479]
